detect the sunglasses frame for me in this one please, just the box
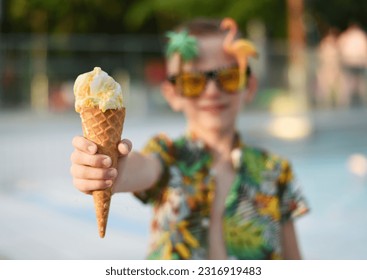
[167,65,251,98]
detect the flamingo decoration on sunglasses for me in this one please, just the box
[220,18,258,88]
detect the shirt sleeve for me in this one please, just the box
[133,133,174,205]
[277,159,310,223]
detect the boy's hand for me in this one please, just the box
[70,136,132,194]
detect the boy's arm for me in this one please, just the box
[70,136,162,194]
[113,149,162,193]
[281,220,302,260]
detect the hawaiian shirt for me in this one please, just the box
[134,133,309,260]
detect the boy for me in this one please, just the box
[70,18,309,260]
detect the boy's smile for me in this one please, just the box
[199,102,229,114]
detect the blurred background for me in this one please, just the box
[0,0,366,259]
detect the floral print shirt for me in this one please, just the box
[134,133,309,260]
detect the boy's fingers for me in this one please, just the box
[118,139,132,157]
[70,164,117,181]
[72,178,113,194]
[70,150,112,168]
[72,136,97,154]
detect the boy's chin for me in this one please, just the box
[191,118,235,133]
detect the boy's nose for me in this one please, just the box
[202,79,221,98]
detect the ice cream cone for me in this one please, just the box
[74,67,125,238]
[80,107,125,238]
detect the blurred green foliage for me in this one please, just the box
[3,0,133,33]
[1,0,366,38]
[308,0,367,33]
[124,0,287,38]
[2,0,287,37]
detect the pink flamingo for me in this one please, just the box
[220,18,258,88]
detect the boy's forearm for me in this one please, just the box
[113,151,162,194]
[281,221,302,260]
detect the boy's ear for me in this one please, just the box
[161,81,183,112]
[244,75,258,103]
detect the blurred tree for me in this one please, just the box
[308,0,367,35]
[2,0,133,33]
[1,0,366,39]
[2,0,287,37]
[124,0,287,38]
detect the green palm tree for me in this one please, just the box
[165,30,199,73]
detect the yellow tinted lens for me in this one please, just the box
[217,68,243,93]
[178,73,207,97]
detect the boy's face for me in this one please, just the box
[164,34,248,134]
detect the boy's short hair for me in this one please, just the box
[174,18,242,39]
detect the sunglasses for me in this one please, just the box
[167,65,246,98]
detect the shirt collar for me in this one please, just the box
[184,130,245,170]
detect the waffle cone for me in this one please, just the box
[80,107,125,238]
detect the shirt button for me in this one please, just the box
[201,218,210,228]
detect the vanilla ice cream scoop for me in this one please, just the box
[74,67,123,112]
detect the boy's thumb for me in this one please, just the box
[117,139,132,157]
